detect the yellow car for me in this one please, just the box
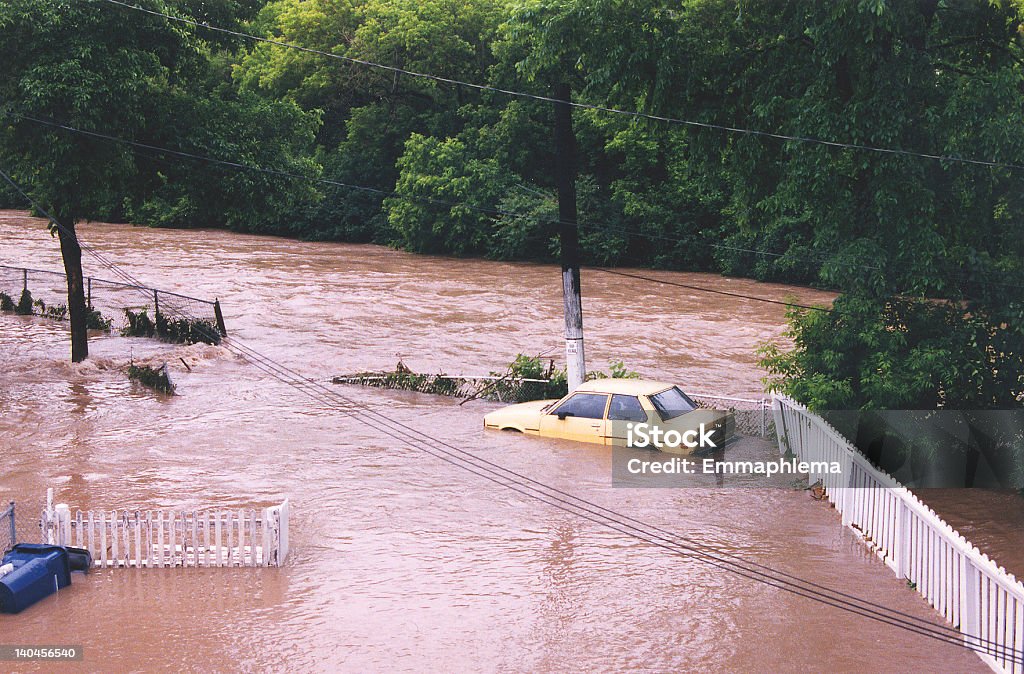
[483,379,735,453]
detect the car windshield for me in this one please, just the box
[648,386,697,420]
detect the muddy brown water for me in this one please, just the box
[0,211,987,672]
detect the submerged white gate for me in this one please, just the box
[41,490,289,568]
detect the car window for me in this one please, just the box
[607,394,647,422]
[551,393,608,420]
[649,386,697,420]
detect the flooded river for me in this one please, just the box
[0,211,985,672]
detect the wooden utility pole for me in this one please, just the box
[553,81,585,391]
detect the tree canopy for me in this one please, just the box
[0,0,1021,414]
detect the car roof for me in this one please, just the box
[574,378,676,396]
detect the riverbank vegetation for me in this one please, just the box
[1,0,1021,414]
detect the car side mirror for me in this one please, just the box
[556,412,572,420]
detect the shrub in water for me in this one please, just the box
[42,303,68,321]
[0,292,14,312]
[86,306,112,331]
[155,313,221,345]
[122,308,156,337]
[15,288,33,315]
[127,363,175,394]
[490,354,568,401]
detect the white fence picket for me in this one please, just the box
[87,511,95,563]
[225,510,234,566]
[236,508,245,567]
[99,511,108,568]
[167,511,176,568]
[248,510,258,567]
[123,510,130,567]
[156,511,165,568]
[134,511,142,568]
[215,511,223,567]
[774,395,1024,673]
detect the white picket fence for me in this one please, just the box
[41,490,289,568]
[773,395,1024,673]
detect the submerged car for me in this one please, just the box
[483,379,735,453]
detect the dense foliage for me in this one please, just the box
[1,0,1022,415]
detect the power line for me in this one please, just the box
[2,166,1021,666]
[594,268,832,312]
[4,113,843,311]
[100,0,1024,172]
[11,111,1022,301]
[90,3,1024,292]
[5,110,847,266]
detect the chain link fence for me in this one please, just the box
[0,264,225,340]
[0,501,46,554]
[690,393,774,438]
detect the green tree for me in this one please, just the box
[123,89,321,236]
[387,132,514,255]
[234,0,510,240]
[0,0,199,361]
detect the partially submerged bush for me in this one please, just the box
[127,363,175,394]
[491,354,568,400]
[15,288,33,315]
[86,306,112,331]
[155,313,221,345]
[2,291,109,330]
[122,308,220,345]
[31,297,70,322]
[122,308,156,337]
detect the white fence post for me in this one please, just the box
[892,498,904,579]
[278,499,290,566]
[962,559,980,649]
[55,504,71,547]
[264,506,276,565]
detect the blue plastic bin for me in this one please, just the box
[0,544,72,614]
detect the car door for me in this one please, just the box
[538,392,609,443]
[605,394,650,446]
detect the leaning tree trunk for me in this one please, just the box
[55,211,88,362]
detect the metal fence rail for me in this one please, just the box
[0,264,226,335]
[774,394,1024,673]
